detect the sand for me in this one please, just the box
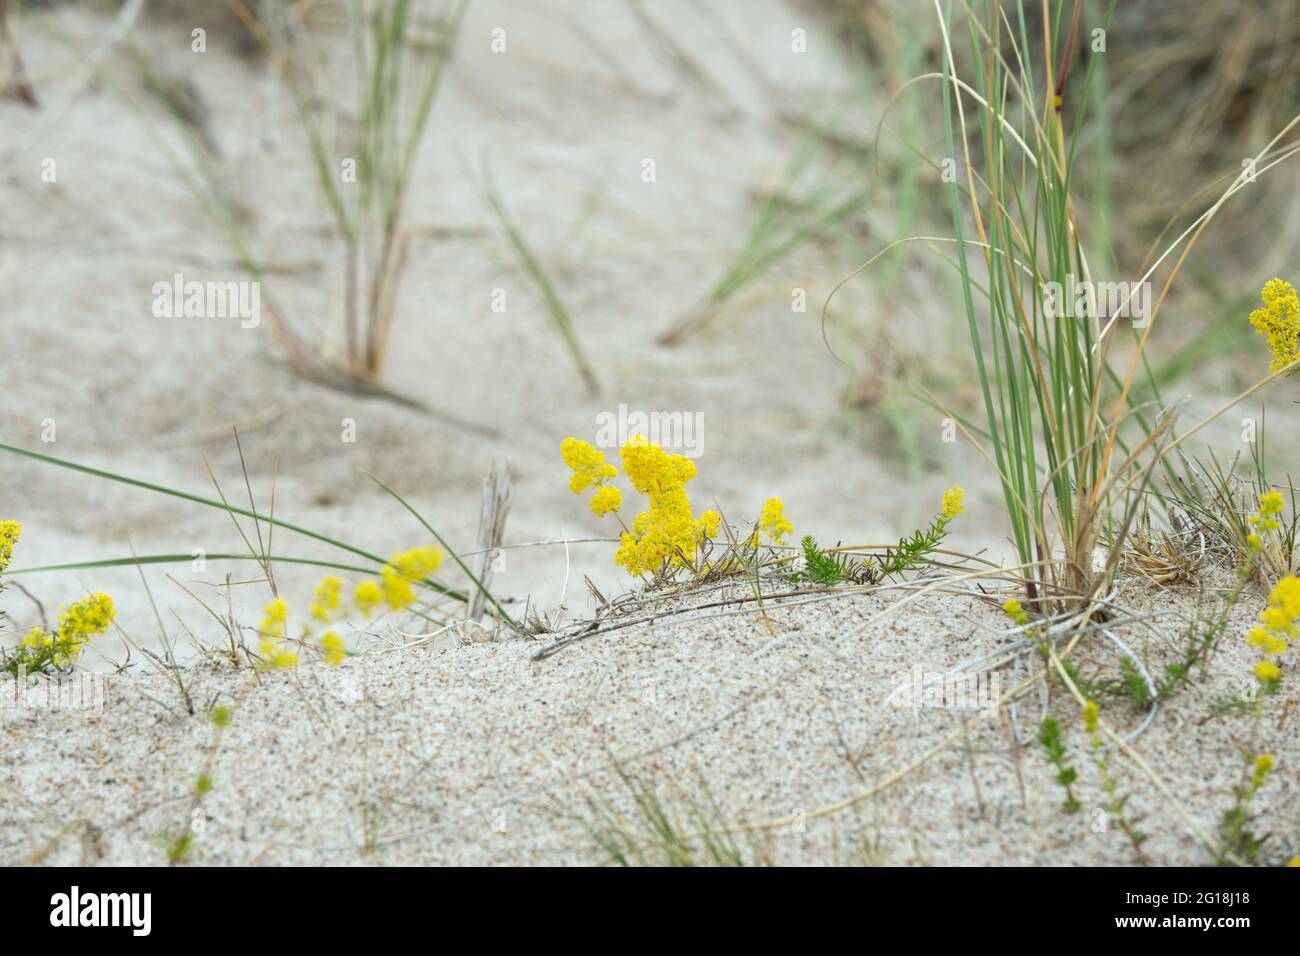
[3,569,1297,866]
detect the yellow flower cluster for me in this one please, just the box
[561,436,617,494]
[561,435,727,576]
[1003,598,1028,626]
[1246,488,1285,550]
[759,498,793,545]
[257,596,297,668]
[13,592,115,673]
[374,546,443,612]
[0,520,21,574]
[1245,575,1299,689]
[590,486,623,517]
[1248,278,1300,374]
[256,546,443,669]
[616,437,721,576]
[311,576,342,622]
[942,486,965,520]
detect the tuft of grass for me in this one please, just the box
[917,0,1300,613]
[575,767,762,867]
[0,442,469,612]
[469,154,600,396]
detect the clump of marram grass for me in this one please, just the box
[865,1,1300,616]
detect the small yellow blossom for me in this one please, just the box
[1259,489,1285,516]
[268,647,298,669]
[561,437,617,494]
[355,579,383,616]
[759,498,794,545]
[1248,277,1300,374]
[1082,699,1099,735]
[1260,606,1294,638]
[376,546,445,611]
[1272,576,1300,618]
[58,593,115,642]
[310,576,343,622]
[590,486,623,517]
[381,565,416,610]
[1254,660,1281,683]
[941,485,965,520]
[1252,753,1275,788]
[259,596,288,638]
[320,630,345,666]
[0,520,21,573]
[1288,857,1300,867]
[1003,598,1027,626]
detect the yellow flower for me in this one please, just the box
[372,546,444,612]
[1271,576,1300,618]
[268,647,298,669]
[1254,660,1281,683]
[388,546,443,581]
[355,579,383,616]
[1248,277,1300,374]
[758,498,794,545]
[1247,531,1262,550]
[310,576,344,622]
[620,435,696,495]
[1259,489,1285,517]
[1003,598,1027,626]
[381,565,416,611]
[0,520,22,573]
[321,630,345,666]
[1082,699,1099,735]
[1260,606,1294,638]
[259,596,288,638]
[941,485,965,520]
[60,592,114,635]
[1288,857,1300,867]
[1252,753,1275,787]
[608,437,718,575]
[699,510,721,539]
[590,486,623,517]
[561,437,617,494]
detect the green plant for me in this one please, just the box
[1215,753,1275,866]
[162,706,231,865]
[575,766,763,867]
[877,486,964,578]
[1082,701,1148,864]
[1038,717,1080,813]
[797,535,874,586]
